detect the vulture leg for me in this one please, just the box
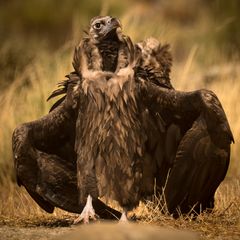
[12,105,77,213]
[119,209,129,223]
[73,195,98,224]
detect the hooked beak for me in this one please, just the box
[110,17,122,30]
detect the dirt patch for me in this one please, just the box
[0,223,199,240]
[0,226,73,240]
[0,217,75,240]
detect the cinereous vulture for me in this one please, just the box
[12,16,234,223]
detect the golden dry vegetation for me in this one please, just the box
[0,0,240,239]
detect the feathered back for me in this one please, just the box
[136,37,173,89]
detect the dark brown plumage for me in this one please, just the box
[12,16,233,221]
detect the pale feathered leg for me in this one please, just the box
[119,209,129,223]
[73,195,98,224]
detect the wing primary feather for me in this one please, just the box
[49,96,66,112]
[47,88,66,101]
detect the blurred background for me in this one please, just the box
[0,0,240,184]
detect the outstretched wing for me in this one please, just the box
[12,78,121,219]
[12,90,79,213]
[164,116,230,216]
[140,81,233,215]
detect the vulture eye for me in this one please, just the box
[94,23,101,29]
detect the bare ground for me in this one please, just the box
[0,215,74,240]
[0,226,72,240]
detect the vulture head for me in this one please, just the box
[89,16,122,42]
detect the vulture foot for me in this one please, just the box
[73,195,98,224]
[119,210,129,223]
